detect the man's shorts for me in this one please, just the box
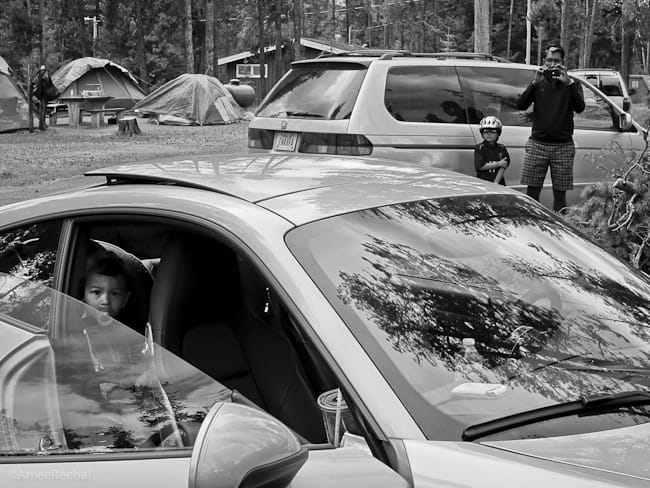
[520,138,575,191]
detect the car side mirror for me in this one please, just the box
[619,112,633,130]
[623,98,631,112]
[189,402,308,488]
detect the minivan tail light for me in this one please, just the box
[299,133,373,156]
[248,128,274,149]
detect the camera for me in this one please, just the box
[544,67,562,80]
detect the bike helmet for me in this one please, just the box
[479,116,502,135]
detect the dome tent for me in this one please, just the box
[0,56,30,133]
[51,57,145,109]
[132,73,244,125]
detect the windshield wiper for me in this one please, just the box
[462,390,650,441]
[268,110,324,118]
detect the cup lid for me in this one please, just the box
[317,389,348,412]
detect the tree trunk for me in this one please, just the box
[134,0,146,83]
[213,3,220,80]
[433,0,439,51]
[474,0,491,53]
[560,0,569,57]
[257,0,267,98]
[537,26,544,65]
[274,0,282,86]
[184,0,194,73]
[583,0,598,68]
[39,0,45,65]
[205,0,215,76]
[118,115,141,137]
[506,0,514,57]
[421,0,426,52]
[620,4,634,89]
[292,0,303,60]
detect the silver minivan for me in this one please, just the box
[249,53,645,209]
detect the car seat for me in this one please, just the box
[148,234,326,443]
[88,240,153,335]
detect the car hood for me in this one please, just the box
[405,424,650,486]
[482,423,650,480]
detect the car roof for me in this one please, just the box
[84,153,519,224]
[569,68,620,75]
[292,53,526,69]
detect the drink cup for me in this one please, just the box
[316,389,357,446]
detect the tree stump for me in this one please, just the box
[117,116,141,136]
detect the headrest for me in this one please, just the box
[89,240,153,334]
[149,235,239,353]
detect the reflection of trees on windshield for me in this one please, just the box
[338,236,560,371]
[335,196,650,403]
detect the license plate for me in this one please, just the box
[273,132,298,151]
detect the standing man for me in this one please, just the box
[517,45,585,213]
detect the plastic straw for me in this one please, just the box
[334,388,342,447]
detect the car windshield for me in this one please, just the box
[0,273,231,454]
[286,194,650,441]
[256,63,367,120]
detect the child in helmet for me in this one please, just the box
[474,116,510,185]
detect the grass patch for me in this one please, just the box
[0,119,249,205]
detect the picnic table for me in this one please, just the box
[57,95,113,128]
[86,107,127,128]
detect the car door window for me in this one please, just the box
[573,81,617,130]
[0,273,232,455]
[457,66,534,126]
[384,66,467,123]
[0,220,62,286]
[0,220,63,330]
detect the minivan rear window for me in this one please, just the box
[256,63,367,120]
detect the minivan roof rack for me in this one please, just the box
[316,49,412,59]
[321,49,511,62]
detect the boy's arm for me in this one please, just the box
[502,146,511,167]
[475,149,502,171]
[474,147,486,172]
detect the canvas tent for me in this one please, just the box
[132,73,244,125]
[51,57,145,109]
[0,56,30,133]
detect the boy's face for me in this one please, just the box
[480,129,499,143]
[84,272,130,320]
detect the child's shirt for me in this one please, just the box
[474,141,510,185]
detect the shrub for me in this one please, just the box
[564,127,650,274]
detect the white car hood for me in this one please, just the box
[405,423,650,487]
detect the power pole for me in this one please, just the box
[84,16,100,56]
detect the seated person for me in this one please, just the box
[82,251,131,326]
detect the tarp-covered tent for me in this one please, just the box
[132,73,244,125]
[0,56,30,133]
[51,57,145,109]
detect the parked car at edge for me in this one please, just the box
[569,68,632,112]
[249,51,647,209]
[1,153,650,487]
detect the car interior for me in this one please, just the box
[60,218,346,445]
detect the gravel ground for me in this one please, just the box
[0,117,249,206]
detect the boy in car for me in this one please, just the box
[82,251,131,325]
[474,116,510,185]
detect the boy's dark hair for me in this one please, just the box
[85,251,130,290]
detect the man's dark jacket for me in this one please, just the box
[516,77,585,143]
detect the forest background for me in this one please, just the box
[1,0,650,100]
